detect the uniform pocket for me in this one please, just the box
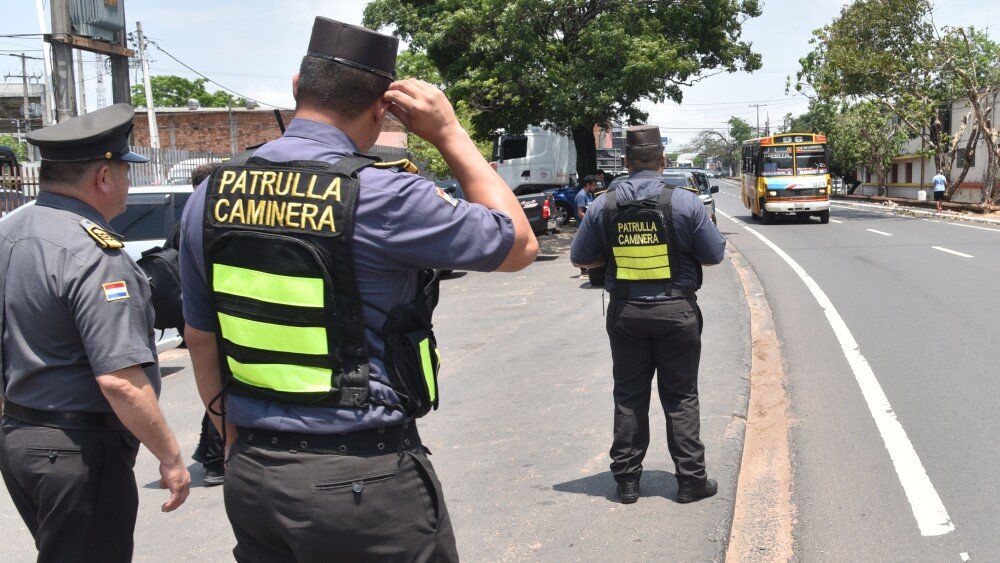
[26,446,83,463]
[314,472,396,492]
[407,449,445,532]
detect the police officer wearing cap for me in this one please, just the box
[571,125,725,505]
[180,17,537,561]
[0,104,191,562]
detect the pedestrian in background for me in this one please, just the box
[570,125,725,505]
[932,170,947,213]
[576,175,599,277]
[179,17,536,561]
[0,104,190,562]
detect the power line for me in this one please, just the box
[136,34,290,110]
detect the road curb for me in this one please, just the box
[831,199,1000,226]
[724,245,795,562]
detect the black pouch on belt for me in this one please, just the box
[383,270,441,418]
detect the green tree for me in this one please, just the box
[365,0,762,182]
[132,75,244,108]
[791,0,1000,200]
[684,116,753,174]
[394,51,493,178]
[0,134,28,161]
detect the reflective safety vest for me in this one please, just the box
[603,182,678,285]
[202,154,440,416]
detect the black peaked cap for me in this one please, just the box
[307,17,398,80]
[25,103,148,163]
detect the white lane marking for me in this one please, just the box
[867,229,893,236]
[923,219,942,223]
[718,209,955,537]
[950,222,1000,234]
[830,219,844,224]
[933,246,973,258]
[960,552,970,561]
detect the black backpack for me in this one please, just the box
[136,224,184,331]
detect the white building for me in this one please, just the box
[856,94,999,203]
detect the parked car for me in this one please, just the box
[5,185,193,353]
[664,168,718,224]
[547,184,583,226]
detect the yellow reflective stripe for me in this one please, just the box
[217,313,328,355]
[419,338,437,403]
[617,266,672,280]
[612,244,668,258]
[615,255,669,269]
[213,264,324,308]
[227,357,331,393]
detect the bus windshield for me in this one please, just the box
[761,146,793,176]
[795,144,828,175]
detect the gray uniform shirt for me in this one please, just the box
[0,192,160,413]
[570,169,726,290]
[180,118,516,434]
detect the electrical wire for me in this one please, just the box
[137,35,290,110]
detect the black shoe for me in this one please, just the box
[676,478,717,503]
[617,480,639,504]
[203,464,225,487]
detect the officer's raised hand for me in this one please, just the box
[383,79,539,272]
[383,79,461,147]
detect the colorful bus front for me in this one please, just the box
[741,133,831,224]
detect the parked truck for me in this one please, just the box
[491,126,572,236]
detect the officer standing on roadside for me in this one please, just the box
[570,125,725,505]
[0,104,191,562]
[179,17,537,561]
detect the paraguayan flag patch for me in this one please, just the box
[102,281,129,302]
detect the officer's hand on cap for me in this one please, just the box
[384,79,462,147]
[159,455,191,512]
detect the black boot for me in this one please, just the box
[676,477,717,503]
[617,480,639,504]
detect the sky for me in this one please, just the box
[2,0,997,149]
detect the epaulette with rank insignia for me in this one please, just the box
[681,185,700,195]
[80,218,123,249]
[372,159,419,174]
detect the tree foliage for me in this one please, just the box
[683,116,753,174]
[791,0,1000,201]
[0,134,28,161]
[132,75,244,108]
[365,0,762,181]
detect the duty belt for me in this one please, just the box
[3,401,127,432]
[609,284,697,301]
[238,423,421,455]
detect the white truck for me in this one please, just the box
[492,127,577,192]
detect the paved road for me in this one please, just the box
[714,178,999,561]
[0,227,750,562]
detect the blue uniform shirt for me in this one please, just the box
[179,118,515,434]
[570,169,726,290]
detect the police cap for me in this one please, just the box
[25,103,148,163]
[625,125,662,148]
[306,17,398,81]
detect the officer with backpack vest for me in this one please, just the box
[571,125,726,505]
[179,17,537,561]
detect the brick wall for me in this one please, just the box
[132,109,407,153]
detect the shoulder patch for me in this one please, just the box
[372,159,420,174]
[80,219,123,249]
[102,281,129,301]
[435,187,459,207]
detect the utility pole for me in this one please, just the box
[75,51,87,114]
[136,22,161,153]
[49,0,78,122]
[749,103,766,137]
[35,0,55,125]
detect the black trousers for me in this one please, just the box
[224,435,460,562]
[606,298,707,484]
[0,418,140,563]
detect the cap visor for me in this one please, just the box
[120,151,150,163]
